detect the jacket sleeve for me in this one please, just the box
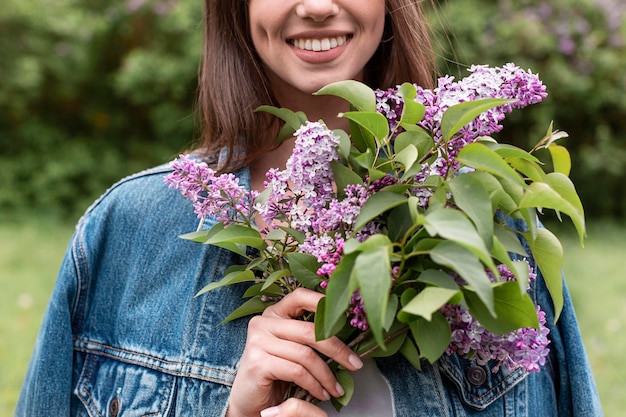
[537,273,604,416]
[15,234,80,416]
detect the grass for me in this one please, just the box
[0,218,623,415]
[554,220,626,416]
[0,219,74,416]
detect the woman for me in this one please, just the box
[17,1,602,416]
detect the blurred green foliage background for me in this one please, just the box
[1,0,625,221]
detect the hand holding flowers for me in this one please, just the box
[165,64,585,410]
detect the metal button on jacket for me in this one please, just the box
[109,397,121,417]
[466,366,487,386]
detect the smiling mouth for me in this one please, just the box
[289,35,350,52]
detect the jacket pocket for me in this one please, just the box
[74,353,177,417]
[438,353,527,411]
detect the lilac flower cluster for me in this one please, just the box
[300,183,374,278]
[165,155,257,224]
[167,64,553,377]
[442,263,550,374]
[256,121,340,229]
[377,63,547,178]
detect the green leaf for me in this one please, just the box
[346,233,392,254]
[370,328,407,358]
[331,161,364,199]
[220,296,272,324]
[255,105,307,129]
[491,235,528,294]
[315,297,347,341]
[548,144,571,176]
[417,269,460,290]
[315,80,376,112]
[399,337,422,370]
[545,173,585,237]
[278,226,306,244]
[394,144,419,174]
[199,224,267,256]
[196,268,256,296]
[354,191,407,232]
[243,282,284,298]
[262,269,292,291]
[332,368,355,410]
[456,142,527,188]
[486,143,541,162]
[518,181,585,244]
[493,223,527,256]
[447,173,494,250]
[287,252,324,289]
[463,282,540,334]
[409,313,451,363]
[507,158,547,183]
[429,241,495,315]
[394,129,434,159]
[387,203,415,242]
[353,148,375,170]
[401,286,460,320]
[384,294,399,331]
[339,111,389,141]
[441,98,513,141]
[324,253,358,337]
[355,246,392,348]
[523,228,564,320]
[424,206,495,271]
[334,129,352,159]
[397,82,426,125]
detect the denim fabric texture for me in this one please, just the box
[16,158,603,416]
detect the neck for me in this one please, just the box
[251,85,350,190]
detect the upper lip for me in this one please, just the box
[286,30,352,41]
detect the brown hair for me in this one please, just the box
[198,0,436,171]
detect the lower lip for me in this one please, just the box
[289,39,349,64]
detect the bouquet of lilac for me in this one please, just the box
[165,64,584,409]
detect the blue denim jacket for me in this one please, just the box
[17,161,603,416]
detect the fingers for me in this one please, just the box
[263,287,324,319]
[261,398,328,417]
[261,289,364,373]
[228,288,363,417]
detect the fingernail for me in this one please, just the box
[260,406,280,417]
[335,382,345,397]
[322,389,330,401]
[349,353,363,369]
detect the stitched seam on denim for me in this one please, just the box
[428,362,452,417]
[74,339,236,385]
[78,354,104,417]
[467,368,526,403]
[191,248,226,366]
[72,229,88,334]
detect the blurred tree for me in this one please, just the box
[432,0,626,218]
[0,0,202,220]
[1,0,624,220]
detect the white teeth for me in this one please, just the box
[291,35,348,51]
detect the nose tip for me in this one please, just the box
[296,0,339,22]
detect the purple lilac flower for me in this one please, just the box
[256,121,340,229]
[376,64,548,180]
[441,262,550,374]
[287,121,340,206]
[348,290,368,331]
[165,155,257,224]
